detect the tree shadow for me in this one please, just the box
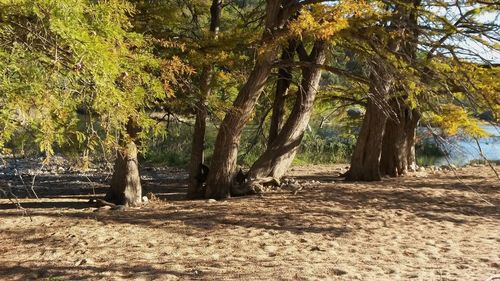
[1,167,497,231]
[0,263,205,280]
[0,201,91,210]
[402,177,498,195]
[0,169,189,210]
[311,179,499,222]
[0,200,351,237]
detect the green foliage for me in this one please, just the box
[131,0,260,117]
[0,0,185,158]
[141,122,217,167]
[0,0,498,171]
[295,130,354,165]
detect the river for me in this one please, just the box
[430,125,499,166]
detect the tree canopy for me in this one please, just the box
[0,0,498,202]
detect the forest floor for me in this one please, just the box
[0,164,498,281]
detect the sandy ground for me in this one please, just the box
[0,165,499,281]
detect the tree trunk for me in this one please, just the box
[186,0,222,199]
[204,0,288,199]
[268,40,296,146]
[380,101,421,176]
[346,98,388,181]
[105,119,142,206]
[377,0,421,177]
[204,50,277,199]
[380,100,408,177]
[248,41,327,181]
[187,67,211,199]
[406,109,420,171]
[346,0,422,181]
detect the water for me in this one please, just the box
[431,125,500,166]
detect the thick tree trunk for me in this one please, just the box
[346,98,388,181]
[379,100,422,176]
[249,41,326,181]
[205,50,277,199]
[347,0,421,181]
[268,41,296,146]
[380,101,408,177]
[105,120,142,206]
[380,101,420,177]
[186,0,222,199]
[204,0,290,199]
[377,0,421,177]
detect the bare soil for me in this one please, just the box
[0,165,499,280]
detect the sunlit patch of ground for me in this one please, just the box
[0,165,498,280]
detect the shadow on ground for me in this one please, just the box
[0,263,206,281]
[0,168,498,227]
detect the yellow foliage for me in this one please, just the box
[289,1,371,40]
[428,104,489,138]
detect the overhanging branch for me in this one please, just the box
[274,61,370,84]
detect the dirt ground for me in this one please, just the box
[0,165,498,281]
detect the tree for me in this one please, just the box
[105,118,143,206]
[0,0,185,206]
[205,0,372,199]
[380,101,421,176]
[203,0,298,199]
[377,0,422,177]
[346,0,499,180]
[247,40,327,183]
[130,0,263,199]
[268,40,297,147]
[186,0,225,199]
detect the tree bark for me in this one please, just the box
[204,50,277,199]
[187,67,212,199]
[377,0,421,177]
[406,109,420,171]
[248,41,327,181]
[204,0,290,199]
[346,0,422,181]
[268,40,296,146]
[186,0,222,199]
[380,100,408,177]
[105,119,143,206]
[380,101,420,177]
[346,98,388,181]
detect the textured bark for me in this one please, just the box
[380,100,408,177]
[204,51,276,199]
[105,120,142,206]
[377,0,421,177]
[204,0,290,199]
[346,1,421,181]
[346,99,388,181]
[249,41,327,181]
[186,0,222,199]
[380,101,420,177]
[403,1,421,172]
[268,40,296,146]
